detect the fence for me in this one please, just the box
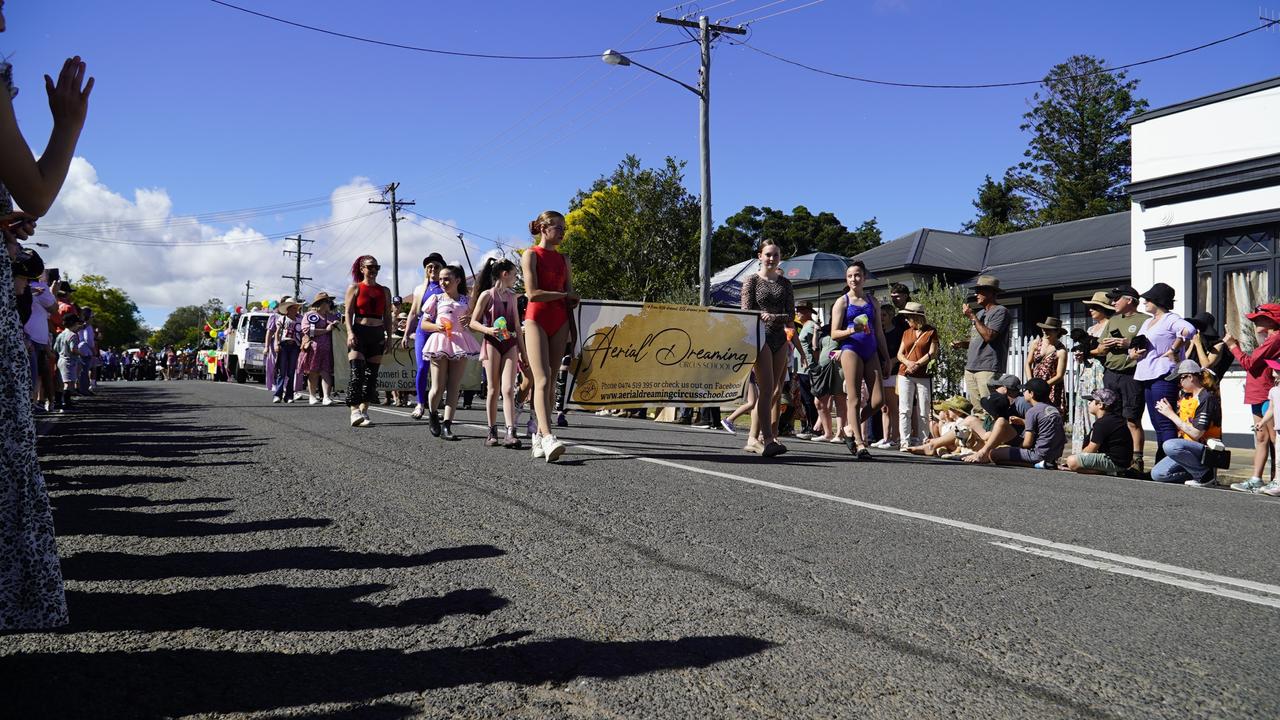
[1004,338,1086,432]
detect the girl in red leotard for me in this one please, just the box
[521,210,578,463]
[343,255,394,428]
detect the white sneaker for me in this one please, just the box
[1185,477,1217,488]
[309,395,319,406]
[531,433,545,459]
[542,434,567,462]
[350,409,362,427]
[795,431,814,440]
[272,396,282,404]
[358,411,372,427]
[1259,480,1280,496]
[322,397,334,406]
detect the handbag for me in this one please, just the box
[1200,443,1231,469]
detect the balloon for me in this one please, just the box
[217,331,225,339]
[236,306,243,313]
[227,305,234,312]
[203,324,211,332]
[209,330,217,338]
[268,300,278,309]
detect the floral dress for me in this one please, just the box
[1029,340,1066,410]
[0,63,69,630]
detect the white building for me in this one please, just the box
[1129,75,1280,438]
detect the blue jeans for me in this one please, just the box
[1150,438,1209,483]
[273,342,300,399]
[1143,377,1180,461]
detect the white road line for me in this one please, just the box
[565,440,1280,604]
[991,542,1280,610]
[220,382,1280,607]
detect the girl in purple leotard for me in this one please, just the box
[831,261,891,459]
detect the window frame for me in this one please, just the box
[1192,222,1280,356]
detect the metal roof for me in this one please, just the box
[853,228,987,274]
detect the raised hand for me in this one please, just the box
[45,56,94,129]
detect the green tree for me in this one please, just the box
[711,206,880,271]
[961,175,1031,236]
[911,279,970,398]
[1005,55,1148,226]
[562,154,700,303]
[67,274,147,348]
[149,297,225,350]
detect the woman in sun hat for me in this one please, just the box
[269,297,304,403]
[1129,282,1197,462]
[1241,359,1280,495]
[1223,302,1280,492]
[299,291,340,405]
[1025,316,1068,411]
[894,301,937,449]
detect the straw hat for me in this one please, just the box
[1083,291,1114,311]
[1035,316,1065,333]
[898,301,927,318]
[309,291,335,308]
[276,297,302,313]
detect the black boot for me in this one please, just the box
[429,411,442,437]
[441,419,458,441]
[347,360,366,407]
[362,364,380,407]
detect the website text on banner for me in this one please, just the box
[568,301,761,408]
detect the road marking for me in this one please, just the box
[991,542,1280,610]
[219,382,1280,607]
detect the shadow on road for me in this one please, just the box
[4,635,775,717]
[62,584,508,632]
[53,504,332,537]
[61,544,505,581]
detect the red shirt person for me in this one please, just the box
[1224,303,1280,407]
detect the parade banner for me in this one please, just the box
[568,301,760,408]
[330,327,483,394]
[331,327,417,392]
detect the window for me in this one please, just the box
[1194,225,1279,354]
[1057,300,1090,333]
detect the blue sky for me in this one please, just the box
[5,0,1277,327]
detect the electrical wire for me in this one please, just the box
[720,0,790,23]
[729,18,1280,89]
[43,188,373,232]
[40,210,384,247]
[207,0,697,60]
[740,0,826,26]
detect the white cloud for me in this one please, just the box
[35,158,507,325]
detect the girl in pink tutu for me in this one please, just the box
[420,265,480,440]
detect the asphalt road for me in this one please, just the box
[6,379,1279,719]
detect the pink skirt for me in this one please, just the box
[422,330,480,360]
[298,336,334,375]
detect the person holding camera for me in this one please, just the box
[1150,360,1222,487]
[1096,286,1150,473]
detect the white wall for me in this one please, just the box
[1131,85,1280,181]
[1130,83,1280,441]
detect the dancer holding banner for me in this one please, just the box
[832,260,890,459]
[740,241,795,458]
[344,255,394,427]
[522,210,577,463]
[420,265,480,440]
[470,257,527,448]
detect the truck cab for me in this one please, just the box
[227,311,271,383]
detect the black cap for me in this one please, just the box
[422,252,446,268]
[1106,285,1139,301]
[1024,377,1051,402]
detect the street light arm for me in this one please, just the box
[628,57,703,97]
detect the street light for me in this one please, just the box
[603,29,717,306]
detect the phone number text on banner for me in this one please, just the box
[568,301,760,408]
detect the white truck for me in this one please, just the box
[226,310,271,383]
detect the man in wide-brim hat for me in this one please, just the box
[1097,283,1150,473]
[955,274,1010,411]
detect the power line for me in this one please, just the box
[207,0,697,60]
[39,210,384,247]
[43,188,372,231]
[730,18,1280,89]
[721,0,790,22]
[740,0,827,26]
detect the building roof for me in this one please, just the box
[1129,74,1280,125]
[854,211,1132,295]
[854,228,988,275]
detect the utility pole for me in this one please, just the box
[281,234,314,299]
[243,280,253,309]
[654,14,744,306]
[369,182,415,298]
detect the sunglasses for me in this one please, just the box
[363,264,380,271]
